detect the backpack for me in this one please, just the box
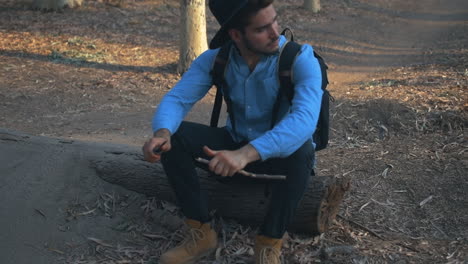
[209,28,332,151]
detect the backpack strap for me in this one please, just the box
[277,28,300,103]
[280,27,295,42]
[313,51,330,95]
[272,40,301,127]
[210,42,232,128]
[278,41,301,102]
[273,36,333,151]
[278,28,330,96]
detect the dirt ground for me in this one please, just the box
[0,0,467,263]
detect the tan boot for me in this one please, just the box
[159,219,218,264]
[254,235,283,264]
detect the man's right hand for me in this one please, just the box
[142,129,172,163]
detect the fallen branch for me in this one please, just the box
[337,214,385,240]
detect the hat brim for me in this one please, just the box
[209,0,248,49]
[209,26,230,49]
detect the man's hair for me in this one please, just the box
[226,0,274,33]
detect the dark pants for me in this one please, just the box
[160,121,315,239]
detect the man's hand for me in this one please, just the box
[203,144,260,177]
[142,129,171,163]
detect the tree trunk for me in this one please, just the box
[177,0,208,74]
[32,0,82,10]
[303,0,321,13]
[0,129,349,236]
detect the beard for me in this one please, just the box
[241,35,280,56]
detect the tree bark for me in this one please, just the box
[178,0,208,74]
[32,0,82,10]
[303,0,321,13]
[0,128,349,236]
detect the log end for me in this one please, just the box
[317,176,351,234]
[292,176,351,236]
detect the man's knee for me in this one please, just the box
[171,121,193,143]
[167,121,203,153]
[289,140,315,169]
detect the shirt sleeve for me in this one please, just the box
[152,49,218,134]
[250,45,323,160]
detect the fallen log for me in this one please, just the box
[88,144,351,236]
[0,128,350,235]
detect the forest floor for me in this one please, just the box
[0,0,467,263]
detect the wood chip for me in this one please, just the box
[47,248,64,254]
[76,208,96,216]
[359,201,372,212]
[381,167,390,178]
[419,195,433,207]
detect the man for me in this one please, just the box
[142,0,323,263]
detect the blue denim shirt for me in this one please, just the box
[152,35,323,161]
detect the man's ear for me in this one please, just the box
[228,28,242,45]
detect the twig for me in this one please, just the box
[34,208,46,219]
[430,220,449,239]
[195,157,286,180]
[337,214,385,240]
[47,247,65,255]
[76,208,96,216]
[87,237,114,248]
[396,242,420,253]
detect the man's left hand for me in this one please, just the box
[203,144,260,177]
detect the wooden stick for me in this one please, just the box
[337,214,385,240]
[195,157,286,180]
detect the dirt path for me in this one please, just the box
[0,0,467,263]
[318,0,468,80]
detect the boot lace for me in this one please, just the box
[181,227,205,254]
[259,246,281,264]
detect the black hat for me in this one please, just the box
[209,0,249,49]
